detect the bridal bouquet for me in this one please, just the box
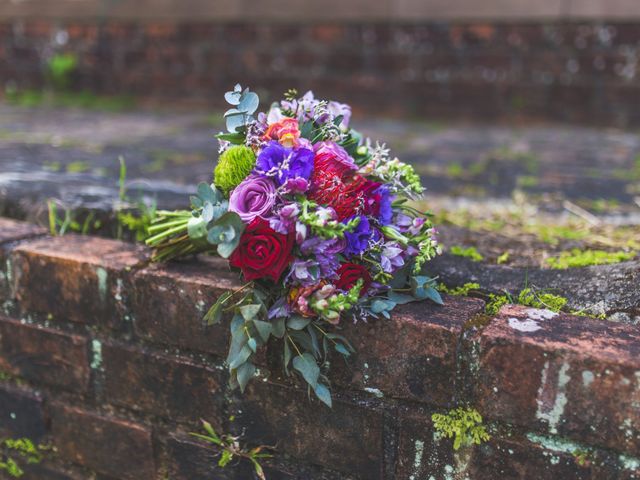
[146,85,442,406]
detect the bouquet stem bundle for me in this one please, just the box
[146,210,210,261]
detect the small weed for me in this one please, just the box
[496,252,510,264]
[432,407,490,451]
[190,419,272,480]
[439,282,481,296]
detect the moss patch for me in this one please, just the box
[450,245,484,262]
[547,249,636,269]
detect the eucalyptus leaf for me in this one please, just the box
[203,291,232,326]
[217,241,239,259]
[197,182,216,204]
[253,319,272,342]
[272,317,286,338]
[287,315,311,330]
[314,382,332,408]
[248,337,257,353]
[284,340,291,374]
[187,215,208,242]
[292,353,320,389]
[240,304,261,321]
[424,286,444,305]
[237,91,259,114]
[335,343,350,357]
[387,291,415,305]
[236,362,256,392]
[202,202,214,222]
[224,90,241,105]
[229,344,251,370]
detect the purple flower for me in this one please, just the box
[255,141,314,187]
[286,259,321,286]
[269,203,299,234]
[374,185,393,225]
[228,175,276,223]
[300,236,345,278]
[380,242,405,273]
[344,215,371,257]
[327,101,351,128]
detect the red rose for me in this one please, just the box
[335,263,372,296]
[229,218,294,282]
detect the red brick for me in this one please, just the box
[51,404,155,480]
[332,296,484,406]
[0,384,46,440]
[0,316,90,392]
[230,380,384,479]
[130,258,239,357]
[0,218,46,245]
[474,305,640,456]
[395,406,455,479]
[102,341,225,423]
[11,235,147,327]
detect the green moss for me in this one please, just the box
[517,175,539,188]
[537,225,588,245]
[432,407,490,451]
[65,161,90,173]
[496,252,510,264]
[445,163,464,178]
[547,249,636,269]
[439,282,481,296]
[214,146,256,195]
[450,245,484,262]
[485,293,510,315]
[517,288,567,312]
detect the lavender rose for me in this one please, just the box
[229,175,277,223]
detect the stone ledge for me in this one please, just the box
[474,304,640,456]
[0,218,638,478]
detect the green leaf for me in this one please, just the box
[218,449,234,467]
[335,343,350,357]
[292,353,320,389]
[284,340,291,374]
[236,362,256,392]
[187,215,208,241]
[197,182,216,204]
[253,319,272,342]
[287,315,311,330]
[203,291,233,325]
[424,287,444,305]
[247,337,257,353]
[240,304,261,321]
[229,345,251,370]
[216,131,246,144]
[387,291,415,305]
[314,382,333,408]
[272,317,286,338]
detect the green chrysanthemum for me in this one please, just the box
[214,146,256,195]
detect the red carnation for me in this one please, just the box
[335,263,372,296]
[229,218,294,282]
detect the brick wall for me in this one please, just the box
[0,216,639,479]
[1,20,640,126]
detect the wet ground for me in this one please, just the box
[0,103,638,271]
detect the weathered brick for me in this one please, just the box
[0,218,46,303]
[0,218,46,245]
[50,404,155,480]
[130,258,239,357]
[474,305,640,456]
[0,316,90,392]
[166,434,346,480]
[11,235,147,327]
[102,341,225,423]
[395,406,455,479]
[229,380,385,479]
[0,384,46,440]
[332,296,484,406]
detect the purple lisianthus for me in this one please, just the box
[371,185,393,225]
[228,175,276,223]
[344,215,372,257]
[255,141,314,187]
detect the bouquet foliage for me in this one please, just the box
[146,85,442,406]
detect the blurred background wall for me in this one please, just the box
[1,0,640,125]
